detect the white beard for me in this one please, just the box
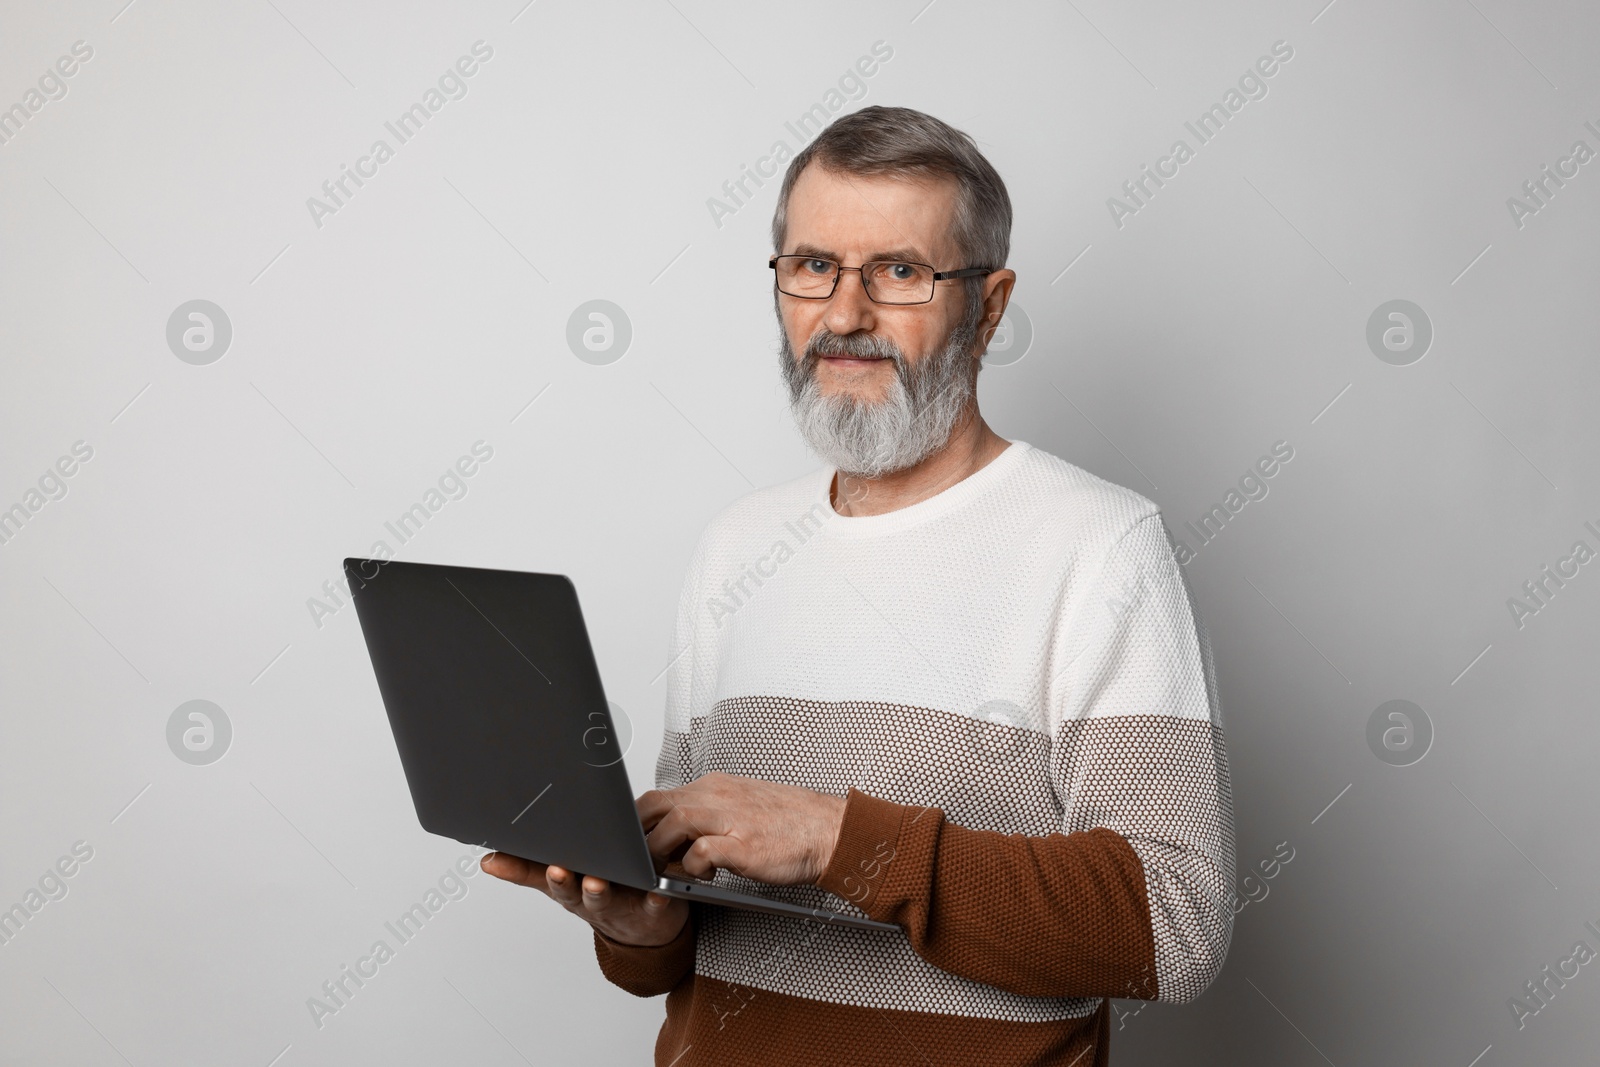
[778,300,982,479]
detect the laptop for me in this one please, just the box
[343,557,897,933]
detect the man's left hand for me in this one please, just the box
[638,772,847,886]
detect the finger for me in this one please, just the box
[670,800,737,852]
[580,876,664,921]
[645,805,714,861]
[545,864,583,908]
[636,789,678,828]
[638,779,718,827]
[579,874,623,917]
[481,852,550,890]
[682,835,743,880]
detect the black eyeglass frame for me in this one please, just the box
[768,255,994,305]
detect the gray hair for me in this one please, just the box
[769,106,1013,278]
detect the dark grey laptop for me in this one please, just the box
[343,557,896,933]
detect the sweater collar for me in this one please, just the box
[810,440,1032,539]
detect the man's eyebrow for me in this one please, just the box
[785,243,932,264]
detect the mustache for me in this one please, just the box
[804,330,902,362]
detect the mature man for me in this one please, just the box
[485,105,1235,1065]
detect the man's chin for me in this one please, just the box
[800,420,924,478]
[810,373,897,408]
[827,449,923,480]
[815,387,889,410]
[813,357,892,383]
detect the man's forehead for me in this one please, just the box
[784,166,959,261]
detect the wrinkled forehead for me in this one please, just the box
[783,165,962,265]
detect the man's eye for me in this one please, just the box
[887,263,914,279]
[804,259,834,274]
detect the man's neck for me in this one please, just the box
[830,407,1010,517]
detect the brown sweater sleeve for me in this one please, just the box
[592,908,697,998]
[815,788,1159,1002]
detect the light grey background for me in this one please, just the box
[2,0,1596,1063]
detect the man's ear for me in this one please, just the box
[981,309,1003,348]
[975,269,1017,354]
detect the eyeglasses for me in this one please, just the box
[769,255,992,305]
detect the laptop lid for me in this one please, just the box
[344,557,659,891]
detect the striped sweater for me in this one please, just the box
[594,440,1235,1066]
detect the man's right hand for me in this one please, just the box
[480,852,689,948]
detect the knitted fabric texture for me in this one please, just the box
[594,440,1235,1066]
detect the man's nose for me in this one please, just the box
[823,269,877,336]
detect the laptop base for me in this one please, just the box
[656,876,899,932]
